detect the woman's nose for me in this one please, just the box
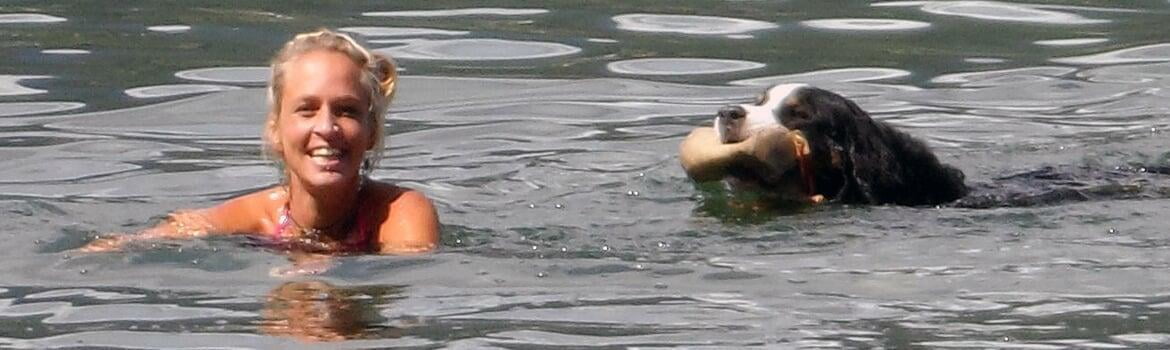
[311,110,339,135]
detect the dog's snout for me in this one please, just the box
[718,105,746,120]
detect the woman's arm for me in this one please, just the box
[79,188,278,252]
[377,188,440,254]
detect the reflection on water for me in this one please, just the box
[801,18,932,31]
[261,280,398,342]
[2,0,1170,347]
[377,38,582,61]
[0,13,67,24]
[363,8,549,18]
[612,13,777,36]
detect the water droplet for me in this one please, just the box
[560,247,567,252]
[654,283,667,289]
[33,239,43,245]
[601,245,610,252]
[176,247,183,253]
[637,172,645,177]
[657,241,669,248]
[191,259,199,265]
[1107,228,1118,235]
[455,239,463,245]
[1058,146,1065,151]
[626,190,640,196]
[554,203,564,209]
[24,327,32,332]
[536,272,547,278]
[527,203,536,209]
[211,247,219,252]
[634,264,645,270]
[1139,168,1147,173]
[531,245,538,250]
[1152,127,1159,133]
[78,269,87,275]
[62,254,71,260]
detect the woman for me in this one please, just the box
[83,29,439,254]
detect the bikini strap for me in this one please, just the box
[343,207,374,250]
[274,203,292,238]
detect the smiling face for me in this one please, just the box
[268,50,374,190]
[713,83,806,143]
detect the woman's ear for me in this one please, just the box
[265,115,283,156]
[371,54,398,100]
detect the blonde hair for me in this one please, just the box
[263,28,398,172]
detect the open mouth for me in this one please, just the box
[308,147,347,170]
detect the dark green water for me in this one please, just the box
[2,1,1170,348]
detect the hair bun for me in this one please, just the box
[371,54,397,100]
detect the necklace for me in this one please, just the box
[279,176,366,239]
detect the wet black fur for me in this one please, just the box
[777,87,968,205]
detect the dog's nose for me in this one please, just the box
[718,105,746,120]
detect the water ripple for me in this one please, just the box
[0,75,49,96]
[731,68,911,86]
[174,67,268,85]
[612,14,777,36]
[340,26,469,37]
[801,18,931,31]
[364,8,548,17]
[0,13,67,24]
[0,102,85,117]
[1052,43,1170,65]
[878,1,1110,25]
[607,58,764,76]
[146,24,190,33]
[1034,38,1109,47]
[931,66,1077,86]
[40,49,90,55]
[124,84,241,99]
[376,39,581,61]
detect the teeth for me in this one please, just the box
[310,148,340,157]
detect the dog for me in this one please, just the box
[713,83,968,206]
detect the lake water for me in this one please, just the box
[2,1,1170,348]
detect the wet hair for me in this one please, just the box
[263,28,398,172]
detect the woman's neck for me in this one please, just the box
[284,176,364,236]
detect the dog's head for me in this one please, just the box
[715,83,968,205]
[713,84,807,144]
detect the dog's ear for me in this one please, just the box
[825,95,898,204]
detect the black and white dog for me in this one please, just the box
[714,84,968,206]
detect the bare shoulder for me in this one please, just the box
[366,182,440,254]
[203,186,285,234]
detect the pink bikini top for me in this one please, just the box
[273,203,376,252]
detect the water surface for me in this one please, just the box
[2,1,1170,348]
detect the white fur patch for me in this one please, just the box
[713,83,805,142]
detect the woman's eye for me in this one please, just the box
[337,106,361,118]
[756,94,767,105]
[294,109,313,117]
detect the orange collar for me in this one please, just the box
[791,133,816,197]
